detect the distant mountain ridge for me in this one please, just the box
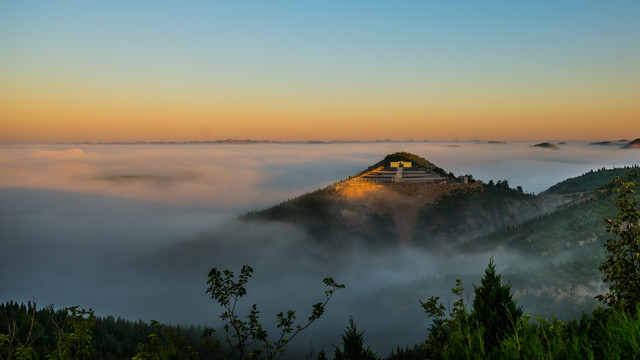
[57,138,640,145]
[588,138,640,149]
[621,138,640,149]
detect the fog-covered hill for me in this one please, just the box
[241,152,565,250]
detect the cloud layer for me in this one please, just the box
[1,141,638,355]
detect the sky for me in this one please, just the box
[1,1,639,143]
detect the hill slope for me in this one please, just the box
[622,138,640,149]
[243,153,567,248]
[541,167,633,196]
[459,167,640,257]
[412,182,554,247]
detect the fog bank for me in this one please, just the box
[1,141,637,355]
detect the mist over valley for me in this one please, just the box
[1,141,639,356]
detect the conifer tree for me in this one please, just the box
[470,258,522,353]
[333,317,378,360]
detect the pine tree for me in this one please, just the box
[333,317,378,360]
[470,258,522,353]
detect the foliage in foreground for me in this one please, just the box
[1,303,99,360]
[421,274,640,359]
[198,265,344,360]
[1,269,344,360]
[3,280,640,360]
[597,177,640,314]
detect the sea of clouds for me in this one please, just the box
[1,141,638,355]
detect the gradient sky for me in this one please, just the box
[1,1,639,142]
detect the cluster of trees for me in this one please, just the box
[486,179,520,193]
[1,303,99,359]
[2,178,639,359]
[1,268,345,360]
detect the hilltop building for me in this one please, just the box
[356,161,447,183]
[390,161,412,168]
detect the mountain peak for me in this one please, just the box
[374,152,448,171]
[328,152,479,243]
[354,152,453,183]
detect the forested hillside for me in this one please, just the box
[542,167,633,196]
[412,181,551,248]
[242,186,397,247]
[460,167,640,257]
[243,153,575,249]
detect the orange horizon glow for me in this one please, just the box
[2,2,639,143]
[1,78,638,143]
[2,95,637,143]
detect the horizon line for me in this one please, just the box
[1,138,637,146]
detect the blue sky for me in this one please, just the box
[1,1,639,141]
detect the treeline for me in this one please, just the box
[484,179,527,195]
[0,301,205,359]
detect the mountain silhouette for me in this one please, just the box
[532,142,560,150]
[621,138,640,149]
